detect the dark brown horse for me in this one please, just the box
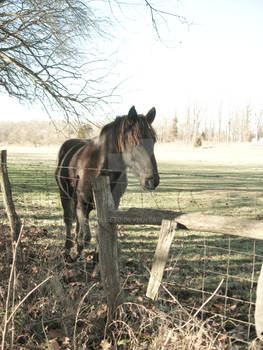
[55,106,159,258]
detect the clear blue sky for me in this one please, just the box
[1,0,263,123]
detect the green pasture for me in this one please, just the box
[1,147,263,346]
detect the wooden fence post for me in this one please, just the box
[146,219,177,300]
[255,263,263,341]
[92,176,123,318]
[0,150,21,242]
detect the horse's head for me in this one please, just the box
[120,106,160,190]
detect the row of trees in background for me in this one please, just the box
[0,120,95,146]
[1,105,263,146]
[159,105,263,145]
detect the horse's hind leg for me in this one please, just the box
[75,200,92,255]
[60,194,74,256]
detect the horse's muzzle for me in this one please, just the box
[143,175,160,190]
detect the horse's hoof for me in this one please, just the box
[84,234,91,246]
[77,244,84,256]
[65,240,74,250]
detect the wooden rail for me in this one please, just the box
[107,208,263,241]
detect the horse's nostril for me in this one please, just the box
[143,175,159,190]
[144,176,155,190]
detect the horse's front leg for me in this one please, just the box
[75,200,92,255]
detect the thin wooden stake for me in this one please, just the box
[255,263,263,340]
[146,219,177,300]
[0,150,21,242]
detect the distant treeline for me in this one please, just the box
[0,120,95,146]
[2,107,261,147]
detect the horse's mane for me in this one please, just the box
[100,114,157,152]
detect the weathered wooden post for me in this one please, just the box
[92,176,123,319]
[0,150,21,242]
[255,263,263,341]
[146,220,177,300]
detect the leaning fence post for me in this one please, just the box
[255,263,263,340]
[146,219,177,300]
[92,176,123,319]
[0,150,21,242]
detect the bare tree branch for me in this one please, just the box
[144,0,188,40]
[0,0,187,123]
[0,0,115,123]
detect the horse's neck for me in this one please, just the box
[103,151,126,172]
[96,132,126,176]
[101,143,126,174]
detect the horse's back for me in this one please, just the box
[56,139,91,197]
[57,138,89,165]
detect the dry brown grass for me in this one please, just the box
[1,225,254,350]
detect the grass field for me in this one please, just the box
[1,142,263,349]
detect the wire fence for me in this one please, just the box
[158,231,263,346]
[1,159,263,347]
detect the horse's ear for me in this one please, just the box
[127,106,138,124]
[146,107,156,124]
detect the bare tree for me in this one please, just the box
[0,1,187,123]
[0,0,119,122]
